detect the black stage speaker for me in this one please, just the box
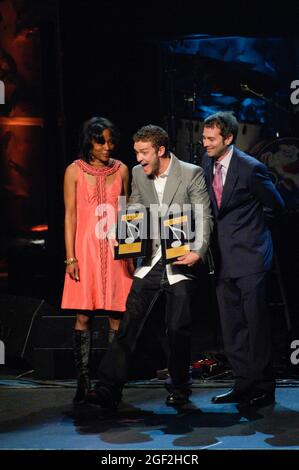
[34,314,109,379]
[33,311,168,381]
[0,294,57,368]
[0,294,168,380]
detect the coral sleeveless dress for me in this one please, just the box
[61,158,133,312]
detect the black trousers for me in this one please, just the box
[216,271,275,393]
[96,260,197,396]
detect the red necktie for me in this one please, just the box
[212,161,223,208]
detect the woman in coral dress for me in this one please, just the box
[61,117,133,404]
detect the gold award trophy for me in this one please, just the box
[160,210,193,264]
[114,208,148,259]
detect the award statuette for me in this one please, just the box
[114,208,148,259]
[160,210,194,264]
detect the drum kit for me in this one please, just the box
[163,55,299,210]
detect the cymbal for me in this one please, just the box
[172,53,279,97]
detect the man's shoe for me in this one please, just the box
[212,388,250,404]
[85,388,120,410]
[166,392,190,407]
[244,392,275,407]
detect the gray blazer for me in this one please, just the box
[128,154,213,267]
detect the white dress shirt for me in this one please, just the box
[213,145,234,185]
[134,155,191,285]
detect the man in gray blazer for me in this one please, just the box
[87,124,212,408]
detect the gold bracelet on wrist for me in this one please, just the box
[64,257,78,265]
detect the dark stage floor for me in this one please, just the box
[1,375,299,451]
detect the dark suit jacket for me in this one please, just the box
[201,147,285,279]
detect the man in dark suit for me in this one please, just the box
[201,112,285,407]
[86,124,213,408]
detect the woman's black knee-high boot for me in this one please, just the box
[73,329,91,404]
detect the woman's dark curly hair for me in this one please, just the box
[78,116,120,162]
